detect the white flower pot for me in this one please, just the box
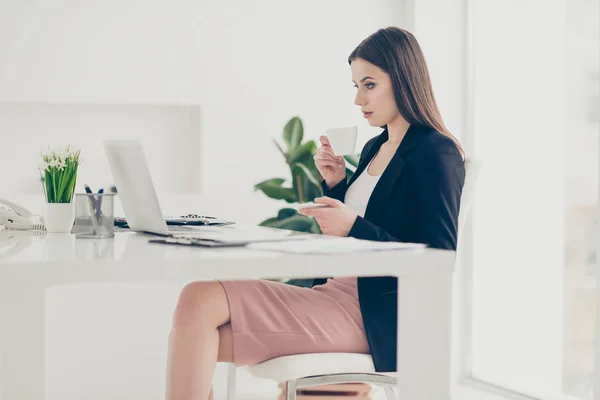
[44,202,75,233]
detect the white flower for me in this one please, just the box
[37,161,49,171]
[40,147,52,161]
[58,150,68,163]
[38,144,81,169]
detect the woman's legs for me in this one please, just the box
[166,281,233,400]
[207,323,234,400]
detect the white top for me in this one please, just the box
[344,159,382,218]
[329,159,382,285]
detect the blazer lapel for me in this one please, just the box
[362,124,425,220]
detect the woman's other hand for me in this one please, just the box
[298,196,358,236]
[314,136,347,189]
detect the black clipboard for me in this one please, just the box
[114,217,235,229]
[148,237,249,248]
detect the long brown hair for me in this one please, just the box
[349,27,465,159]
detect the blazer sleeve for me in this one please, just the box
[413,143,465,250]
[321,179,348,202]
[348,140,465,249]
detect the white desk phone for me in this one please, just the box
[0,197,46,231]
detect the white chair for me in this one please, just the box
[225,157,482,400]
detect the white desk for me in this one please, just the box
[0,226,456,400]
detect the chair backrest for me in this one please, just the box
[456,157,481,243]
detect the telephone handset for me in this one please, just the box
[0,197,46,231]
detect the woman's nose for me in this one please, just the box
[354,92,364,106]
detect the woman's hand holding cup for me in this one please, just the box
[314,135,346,189]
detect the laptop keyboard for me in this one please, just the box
[168,226,200,232]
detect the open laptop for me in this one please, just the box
[103,140,306,245]
[103,140,231,237]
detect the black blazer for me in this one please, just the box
[311,124,465,372]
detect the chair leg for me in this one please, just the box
[226,363,237,400]
[285,380,297,400]
[383,386,395,400]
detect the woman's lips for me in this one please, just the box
[363,112,373,119]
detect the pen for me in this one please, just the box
[84,184,100,235]
[84,184,96,204]
[96,188,104,217]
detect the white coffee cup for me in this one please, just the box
[325,126,358,156]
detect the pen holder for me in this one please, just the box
[73,193,116,239]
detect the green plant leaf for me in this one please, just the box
[254,178,297,202]
[255,177,285,187]
[290,167,304,203]
[344,154,360,168]
[309,220,322,234]
[291,143,323,195]
[307,181,324,202]
[346,167,355,181]
[288,140,316,164]
[293,162,321,189]
[64,170,77,203]
[286,278,317,287]
[258,217,281,226]
[44,170,53,203]
[283,117,303,151]
[271,138,288,162]
[259,214,317,232]
[277,208,298,219]
[57,169,71,202]
[291,163,323,204]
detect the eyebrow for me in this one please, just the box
[352,76,375,84]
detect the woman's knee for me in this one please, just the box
[173,281,230,328]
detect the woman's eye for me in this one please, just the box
[353,83,375,89]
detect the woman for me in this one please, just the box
[166,27,465,400]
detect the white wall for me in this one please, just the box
[0,0,403,198]
[0,103,202,195]
[0,0,468,197]
[409,0,467,148]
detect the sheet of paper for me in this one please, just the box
[170,228,311,243]
[247,237,426,254]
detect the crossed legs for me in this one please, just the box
[166,281,233,400]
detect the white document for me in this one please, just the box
[247,236,426,254]
[171,225,313,244]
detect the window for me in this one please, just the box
[468,0,598,398]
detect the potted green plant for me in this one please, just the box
[254,116,359,233]
[254,117,359,287]
[38,144,82,232]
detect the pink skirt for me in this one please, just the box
[218,277,370,366]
